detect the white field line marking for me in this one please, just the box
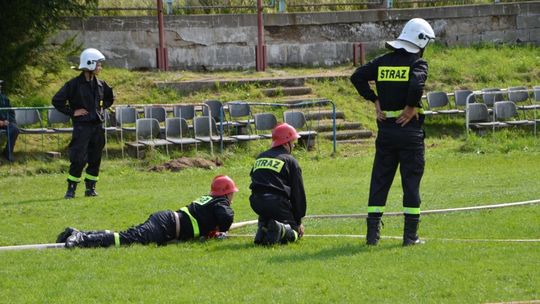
[227,234,540,243]
[2,200,538,251]
[230,199,540,229]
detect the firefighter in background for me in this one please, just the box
[350,18,435,246]
[56,175,238,248]
[52,48,114,199]
[249,123,307,245]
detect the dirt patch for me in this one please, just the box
[148,157,223,172]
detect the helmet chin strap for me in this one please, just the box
[284,141,293,153]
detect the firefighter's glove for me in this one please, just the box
[215,232,228,240]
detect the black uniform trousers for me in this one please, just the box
[119,211,177,245]
[69,122,105,179]
[1,123,19,161]
[250,193,299,231]
[368,119,425,210]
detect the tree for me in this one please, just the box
[0,0,98,94]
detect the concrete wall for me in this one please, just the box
[52,2,540,70]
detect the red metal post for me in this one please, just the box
[256,0,266,71]
[156,0,168,70]
[359,42,365,66]
[353,43,357,66]
[353,43,365,66]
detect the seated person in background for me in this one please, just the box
[56,175,238,248]
[0,80,19,162]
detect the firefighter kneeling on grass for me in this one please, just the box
[56,175,238,248]
[250,123,307,245]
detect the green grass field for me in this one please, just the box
[1,138,539,303]
[1,44,540,303]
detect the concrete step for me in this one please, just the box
[321,129,373,140]
[313,120,363,132]
[336,139,372,145]
[261,86,312,97]
[304,110,345,121]
[279,97,330,108]
[156,74,349,94]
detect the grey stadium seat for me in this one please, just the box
[283,111,317,138]
[165,117,199,150]
[426,91,460,115]
[254,113,278,139]
[193,116,236,144]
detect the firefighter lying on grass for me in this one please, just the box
[56,175,238,248]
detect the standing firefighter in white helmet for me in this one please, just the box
[350,18,435,246]
[52,48,114,199]
[249,123,307,245]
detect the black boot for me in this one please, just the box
[56,227,79,243]
[266,220,298,245]
[57,228,111,243]
[366,216,382,246]
[64,181,78,199]
[84,180,98,197]
[65,231,116,248]
[403,216,424,246]
[280,224,299,244]
[254,220,268,245]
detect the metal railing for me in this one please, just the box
[90,0,532,15]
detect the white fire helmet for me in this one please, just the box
[386,18,435,54]
[78,48,105,71]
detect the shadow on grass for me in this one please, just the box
[1,198,62,206]
[424,118,465,139]
[267,242,401,263]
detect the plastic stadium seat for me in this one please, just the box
[283,111,317,138]
[165,117,199,150]
[227,102,261,141]
[454,90,475,108]
[173,104,196,121]
[493,101,532,126]
[426,91,460,115]
[133,118,171,157]
[47,108,73,133]
[193,116,236,144]
[481,88,504,107]
[254,113,278,139]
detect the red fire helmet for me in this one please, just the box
[210,175,239,196]
[271,123,300,148]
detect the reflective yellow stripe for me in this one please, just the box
[67,175,81,182]
[384,110,402,118]
[114,233,120,247]
[368,206,385,213]
[84,174,99,181]
[192,195,212,205]
[404,207,421,215]
[253,157,285,173]
[180,207,200,238]
[383,108,424,118]
[378,66,410,81]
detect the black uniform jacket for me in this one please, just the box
[52,72,114,123]
[250,146,307,224]
[0,94,15,123]
[177,195,234,240]
[350,49,428,111]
